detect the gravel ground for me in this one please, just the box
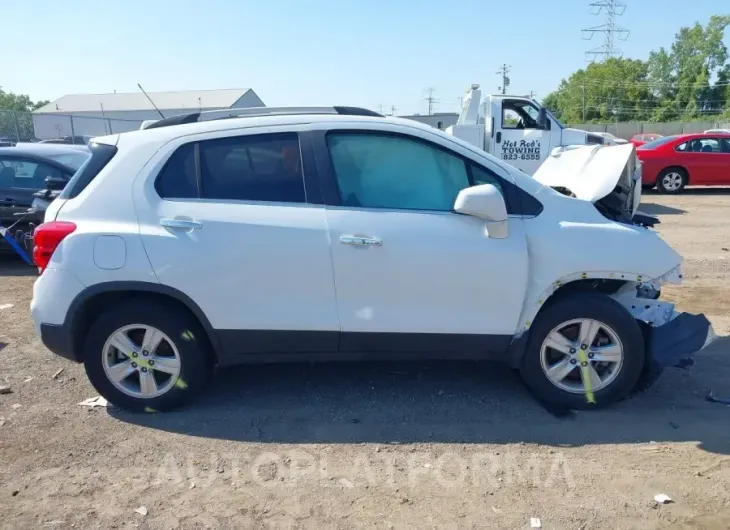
[1,189,729,530]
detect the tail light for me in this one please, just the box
[32,221,76,272]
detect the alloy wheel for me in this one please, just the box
[102,324,182,399]
[661,172,684,192]
[540,318,624,394]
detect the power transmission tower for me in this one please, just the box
[582,0,630,61]
[424,87,439,115]
[497,64,511,94]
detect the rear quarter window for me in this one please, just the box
[155,143,198,199]
[59,142,118,199]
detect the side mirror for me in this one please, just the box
[537,107,548,130]
[45,176,67,191]
[454,184,508,238]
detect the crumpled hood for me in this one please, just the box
[532,143,642,218]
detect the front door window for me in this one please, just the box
[327,133,470,211]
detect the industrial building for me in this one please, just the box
[32,88,265,139]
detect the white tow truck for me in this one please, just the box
[446,84,614,175]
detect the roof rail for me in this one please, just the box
[143,106,383,130]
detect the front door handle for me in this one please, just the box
[340,235,382,247]
[160,218,203,232]
[496,131,502,143]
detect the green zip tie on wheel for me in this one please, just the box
[576,348,596,404]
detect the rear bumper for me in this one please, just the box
[31,268,87,362]
[40,323,80,362]
[646,312,716,368]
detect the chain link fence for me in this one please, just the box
[567,121,730,139]
[0,109,143,144]
[0,110,35,143]
[3,108,729,145]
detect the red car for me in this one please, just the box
[636,133,730,193]
[629,133,663,148]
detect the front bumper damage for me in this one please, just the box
[611,265,717,369]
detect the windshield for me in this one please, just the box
[638,136,677,150]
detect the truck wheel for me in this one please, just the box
[656,168,687,194]
[520,293,645,410]
[83,301,208,412]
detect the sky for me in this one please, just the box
[4,0,729,115]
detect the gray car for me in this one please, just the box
[1,143,90,252]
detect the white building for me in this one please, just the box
[400,112,459,130]
[32,88,265,139]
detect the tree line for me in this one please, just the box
[542,15,730,124]
[0,86,49,113]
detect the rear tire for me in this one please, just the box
[83,301,208,411]
[656,168,687,194]
[520,293,645,410]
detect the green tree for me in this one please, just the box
[541,58,654,124]
[645,15,729,120]
[0,86,48,112]
[543,15,730,124]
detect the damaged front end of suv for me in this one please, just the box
[530,143,716,390]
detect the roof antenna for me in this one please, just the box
[137,83,165,118]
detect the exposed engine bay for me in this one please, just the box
[532,142,656,226]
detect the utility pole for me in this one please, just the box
[378,104,384,115]
[497,64,511,95]
[581,84,586,121]
[390,105,397,116]
[424,87,438,115]
[529,90,537,99]
[582,0,630,61]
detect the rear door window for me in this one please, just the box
[199,133,306,203]
[687,138,721,153]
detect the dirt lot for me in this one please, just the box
[1,190,730,530]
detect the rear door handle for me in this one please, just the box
[340,235,382,247]
[160,218,203,231]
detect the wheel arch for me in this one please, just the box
[658,165,690,185]
[68,281,222,364]
[508,272,643,367]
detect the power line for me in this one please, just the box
[563,106,727,114]
[496,64,511,94]
[553,80,730,92]
[581,80,730,88]
[424,87,438,115]
[582,0,630,61]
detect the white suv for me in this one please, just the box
[30,106,714,411]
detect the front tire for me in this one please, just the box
[83,301,208,411]
[656,168,687,194]
[520,293,645,410]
